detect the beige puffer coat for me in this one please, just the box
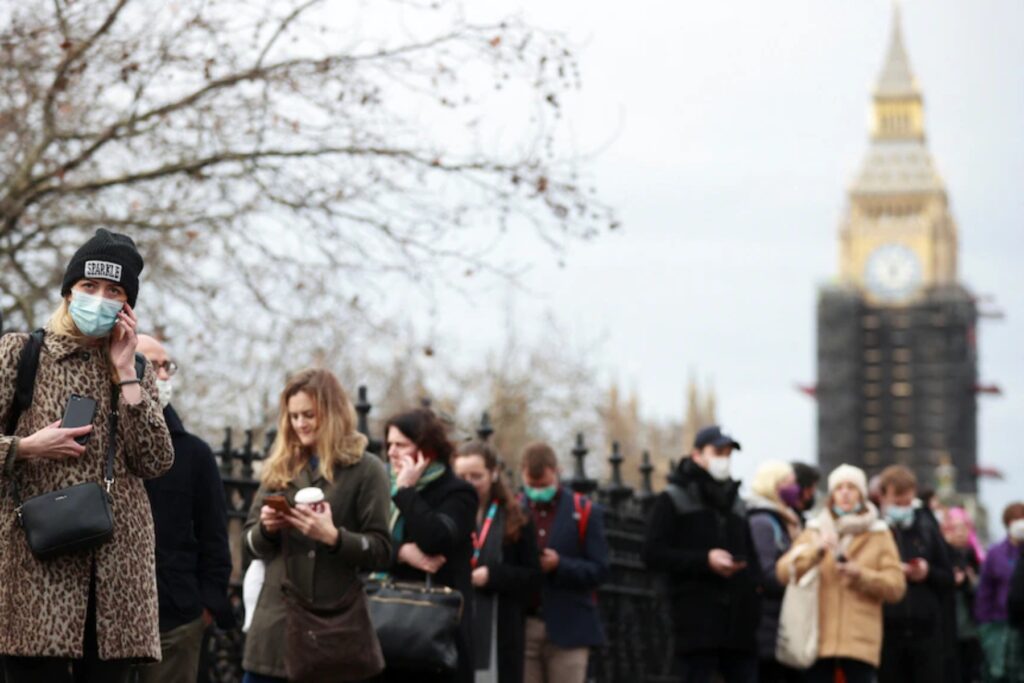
[776,508,906,668]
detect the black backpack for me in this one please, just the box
[3,329,146,436]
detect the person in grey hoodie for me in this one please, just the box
[747,460,803,683]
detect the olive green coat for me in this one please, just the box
[241,449,392,678]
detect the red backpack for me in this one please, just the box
[519,491,592,551]
[571,492,593,551]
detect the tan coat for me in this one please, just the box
[0,329,173,660]
[776,512,906,668]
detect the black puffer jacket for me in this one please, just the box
[642,458,761,655]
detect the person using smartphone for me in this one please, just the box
[642,425,760,683]
[0,229,173,683]
[241,369,392,683]
[379,408,478,683]
[453,441,541,683]
[518,442,609,683]
[777,464,906,683]
[877,465,956,683]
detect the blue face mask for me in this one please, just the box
[832,502,864,518]
[885,504,916,529]
[523,485,558,504]
[69,290,123,337]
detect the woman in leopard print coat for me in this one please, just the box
[0,230,173,682]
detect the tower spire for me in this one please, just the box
[875,1,918,98]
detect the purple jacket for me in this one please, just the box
[974,538,1022,623]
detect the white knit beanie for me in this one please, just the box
[828,464,868,501]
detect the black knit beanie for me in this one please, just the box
[61,229,144,307]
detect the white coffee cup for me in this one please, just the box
[295,487,325,512]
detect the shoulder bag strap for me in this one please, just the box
[8,330,45,514]
[6,329,45,436]
[573,492,592,551]
[105,382,119,492]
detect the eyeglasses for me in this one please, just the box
[151,360,178,376]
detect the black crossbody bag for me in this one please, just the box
[4,330,141,560]
[12,381,119,560]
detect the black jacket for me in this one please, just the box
[389,466,478,683]
[1009,550,1024,629]
[883,508,955,640]
[144,405,233,631]
[473,515,542,683]
[642,458,761,655]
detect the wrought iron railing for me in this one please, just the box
[199,386,674,683]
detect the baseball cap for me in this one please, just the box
[694,425,741,451]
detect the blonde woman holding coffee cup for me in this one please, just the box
[241,369,392,683]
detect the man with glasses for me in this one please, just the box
[136,335,233,683]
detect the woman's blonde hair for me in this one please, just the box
[48,299,82,337]
[261,368,367,490]
[750,460,794,503]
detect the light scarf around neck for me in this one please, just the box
[813,502,881,554]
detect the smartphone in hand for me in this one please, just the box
[264,494,291,513]
[61,394,97,445]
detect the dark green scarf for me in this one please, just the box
[388,462,446,546]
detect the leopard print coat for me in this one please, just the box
[0,328,173,660]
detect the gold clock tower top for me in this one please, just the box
[839,4,958,306]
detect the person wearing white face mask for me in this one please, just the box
[134,335,233,683]
[642,425,761,683]
[975,501,1024,682]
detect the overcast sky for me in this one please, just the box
[422,0,1023,533]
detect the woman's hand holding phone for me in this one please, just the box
[108,303,138,372]
[109,304,143,406]
[394,450,431,489]
[16,420,92,462]
[260,502,290,534]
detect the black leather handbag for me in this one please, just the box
[13,385,119,561]
[366,577,464,673]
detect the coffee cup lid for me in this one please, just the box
[295,487,325,504]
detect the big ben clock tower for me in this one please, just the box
[817,6,978,494]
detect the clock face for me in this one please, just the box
[864,243,923,302]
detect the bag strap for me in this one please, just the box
[5,329,45,436]
[104,382,119,491]
[573,492,592,551]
